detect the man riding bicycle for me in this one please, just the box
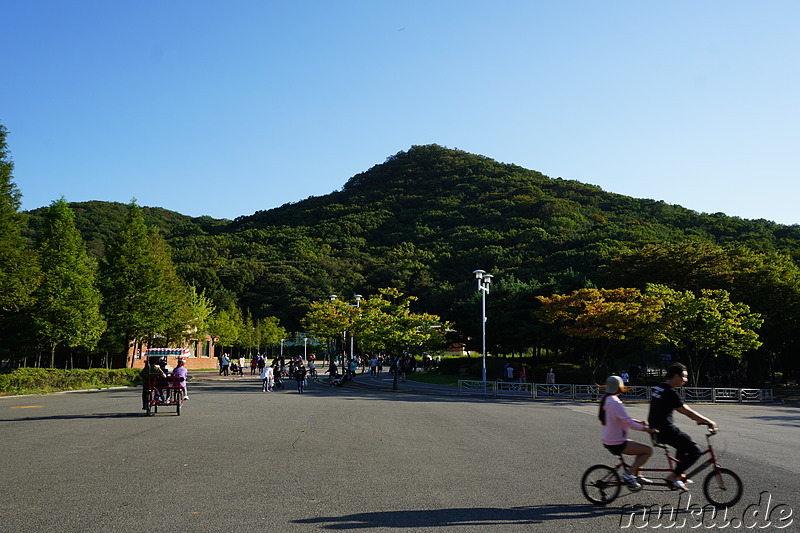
[648,362,717,491]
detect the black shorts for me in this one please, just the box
[604,442,628,456]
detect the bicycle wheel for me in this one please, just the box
[581,465,621,505]
[176,390,183,416]
[703,468,743,508]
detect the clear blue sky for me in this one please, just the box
[3,1,799,224]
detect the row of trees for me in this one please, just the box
[301,287,449,359]
[1,124,286,366]
[2,194,287,367]
[536,285,762,383]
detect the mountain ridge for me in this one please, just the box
[23,144,800,331]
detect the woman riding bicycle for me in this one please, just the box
[599,375,655,489]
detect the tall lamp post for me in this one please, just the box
[329,295,338,364]
[473,270,493,387]
[350,294,362,368]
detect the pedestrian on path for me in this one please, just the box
[260,365,274,392]
[296,364,307,393]
[547,368,556,395]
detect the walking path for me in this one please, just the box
[185,369,798,404]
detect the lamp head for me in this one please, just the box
[473,269,486,279]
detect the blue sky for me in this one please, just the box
[3,1,799,224]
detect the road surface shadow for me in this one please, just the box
[1,412,142,422]
[293,504,617,529]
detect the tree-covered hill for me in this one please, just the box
[25,201,231,257]
[24,145,800,374]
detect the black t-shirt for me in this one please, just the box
[648,382,684,430]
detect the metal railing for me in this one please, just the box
[457,381,773,403]
[495,381,533,398]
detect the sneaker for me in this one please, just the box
[621,472,642,489]
[637,476,654,484]
[669,479,688,491]
[679,475,694,485]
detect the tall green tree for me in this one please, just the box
[353,288,448,389]
[256,316,286,351]
[208,303,244,354]
[536,287,665,380]
[33,198,106,367]
[183,285,215,342]
[148,228,192,346]
[101,201,164,366]
[645,284,763,384]
[0,124,39,313]
[301,297,360,357]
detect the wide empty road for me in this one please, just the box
[2,378,798,532]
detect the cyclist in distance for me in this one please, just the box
[648,362,718,491]
[599,375,656,489]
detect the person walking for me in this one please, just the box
[327,360,338,386]
[296,364,307,393]
[546,367,556,395]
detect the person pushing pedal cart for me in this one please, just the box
[140,349,189,416]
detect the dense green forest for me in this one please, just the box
[4,134,800,384]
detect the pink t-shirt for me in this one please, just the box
[173,366,187,385]
[600,395,645,445]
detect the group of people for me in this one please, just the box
[140,356,189,410]
[502,363,529,382]
[259,355,310,393]
[598,362,717,491]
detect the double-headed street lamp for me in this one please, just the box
[350,295,362,365]
[473,270,493,385]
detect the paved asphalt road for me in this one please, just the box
[1,376,798,533]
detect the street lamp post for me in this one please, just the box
[303,337,308,360]
[350,294,362,370]
[473,270,493,389]
[329,295,337,364]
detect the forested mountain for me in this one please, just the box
[30,146,797,307]
[22,144,800,379]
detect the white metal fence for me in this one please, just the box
[457,380,773,403]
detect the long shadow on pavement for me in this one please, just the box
[0,412,142,422]
[293,504,618,529]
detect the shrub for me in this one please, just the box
[0,368,141,395]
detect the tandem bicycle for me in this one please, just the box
[581,428,743,508]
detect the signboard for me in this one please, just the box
[146,348,190,356]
